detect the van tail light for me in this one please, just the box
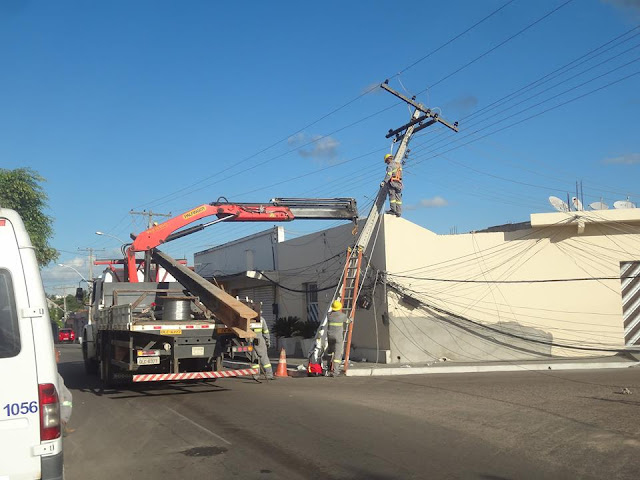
[38,383,61,441]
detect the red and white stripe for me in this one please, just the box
[132,368,258,382]
[130,322,261,332]
[131,324,214,331]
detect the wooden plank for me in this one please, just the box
[152,250,257,338]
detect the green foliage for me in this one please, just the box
[272,316,302,338]
[46,294,85,328]
[294,320,320,339]
[0,168,58,266]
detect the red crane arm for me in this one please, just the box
[125,203,296,282]
[124,198,358,282]
[132,203,295,251]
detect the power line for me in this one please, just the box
[135,1,537,211]
[410,56,640,160]
[463,24,640,122]
[396,0,517,76]
[258,270,338,294]
[408,69,640,170]
[421,0,576,92]
[387,273,637,284]
[387,281,640,353]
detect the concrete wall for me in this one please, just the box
[383,211,640,363]
[194,226,283,278]
[277,222,357,321]
[276,219,391,362]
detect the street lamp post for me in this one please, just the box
[95,231,126,244]
[58,264,88,283]
[58,264,92,325]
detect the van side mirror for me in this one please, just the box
[75,287,85,302]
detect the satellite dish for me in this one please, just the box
[549,196,569,212]
[589,201,609,210]
[614,200,636,209]
[571,196,583,211]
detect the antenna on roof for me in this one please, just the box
[549,196,569,212]
[613,198,636,209]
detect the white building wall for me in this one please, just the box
[194,227,283,278]
[277,219,391,362]
[383,211,640,363]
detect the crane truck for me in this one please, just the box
[82,198,357,387]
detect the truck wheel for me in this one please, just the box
[83,343,98,375]
[100,339,114,388]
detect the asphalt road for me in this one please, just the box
[57,344,640,479]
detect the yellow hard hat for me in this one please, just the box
[331,300,343,311]
[384,153,393,162]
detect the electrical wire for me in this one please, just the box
[257,270,338,293]
[387,280,640,353]
[134,0,573,217]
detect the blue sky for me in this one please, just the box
[1,0,638,292]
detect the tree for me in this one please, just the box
[0,168,58,266]
[47,293,86,328]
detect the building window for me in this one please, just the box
[305,282,318,323]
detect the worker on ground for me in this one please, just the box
[381,153,403,217]
[252,316,275,380]
[325,300,350,377]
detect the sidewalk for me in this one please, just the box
[228,353,640,378]
[344,353,640,377]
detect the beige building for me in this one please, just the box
[195,209,640,363]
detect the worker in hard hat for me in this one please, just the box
[324,300,350,377]
[380,153,403,217]
[251,316,275,380]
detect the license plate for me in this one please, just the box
[137,356,160,365]
[216,327,234,335]
[192,346,205,356]
[160,329,182,335]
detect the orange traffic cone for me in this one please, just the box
[274,348,289,377]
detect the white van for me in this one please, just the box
[0,208,63,479]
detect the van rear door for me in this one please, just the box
[0,216,42,478]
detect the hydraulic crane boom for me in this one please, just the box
[126,197,358,282]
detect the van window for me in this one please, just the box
[0,269,20,358]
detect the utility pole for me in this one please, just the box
[77,247,104,326]
[62,295,67,326]
[129,209,172,282]
[309,81,460,374]
[340,81,459,371]
[77,247,105,282]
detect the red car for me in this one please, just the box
[58,328,75,343]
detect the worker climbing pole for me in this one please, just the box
[307,80,459,376]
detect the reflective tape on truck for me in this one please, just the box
[132,369,258,382]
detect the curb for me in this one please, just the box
[345,360,640,377]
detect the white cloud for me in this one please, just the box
[288,132,340,163]
[603,153,640,165]
[287,132,306,147]
[406,196,449,211]
[41,256,90,284]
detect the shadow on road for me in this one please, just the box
[57,359,231,399]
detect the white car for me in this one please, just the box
[0,208,64,479]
